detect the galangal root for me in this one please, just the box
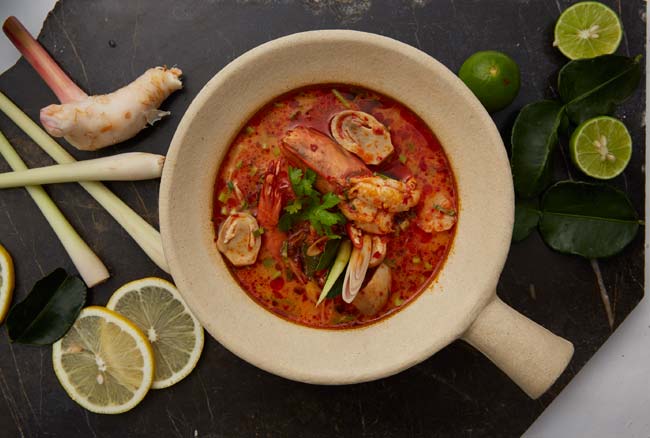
[3,16,182,151]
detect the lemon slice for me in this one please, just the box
[0,243,14,323]
[106,278,204,389]
[52,306,154,414]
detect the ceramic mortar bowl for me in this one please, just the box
[160,30,574,399]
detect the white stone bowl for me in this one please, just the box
[160,30,573,399]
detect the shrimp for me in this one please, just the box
[3,17,182,151]
[257,159,308,283]
[257,160,288,265]
[280,126,420,234]
[416,190,457,233]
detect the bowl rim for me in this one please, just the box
[160,29,514,384]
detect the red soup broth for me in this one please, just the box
[212,84,457,329]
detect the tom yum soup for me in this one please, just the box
[212,85,457,329]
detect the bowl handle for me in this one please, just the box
[460,296,574,399]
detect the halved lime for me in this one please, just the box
[458,50,520,113]
[554,1,622,60]
[570,116,631,179]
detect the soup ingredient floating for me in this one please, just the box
[458,50,520,112]
[281,126,423,234]
[0,152,165,188]
[0,243,15,324]
[553,1,622,60]
[106,277,204,389]
[569,116,632,180]
[52,306,155,414]
[0,129,109,286]
[214,85,458,328]
[330,110,394,164]
[3,16,182,151]
[0,92,169,273]
[6,268,86,345]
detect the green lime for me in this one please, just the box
[458,50,520,113]
[554,1,622,60]
[570,116,631,179]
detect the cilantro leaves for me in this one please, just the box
[279,167,346,237]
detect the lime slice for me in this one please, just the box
[0,243,14,323]
[52,306,155,414]
[570,116,631,179]
[106,278,204,389]
[458,50,520,113]
[554,1,622,60]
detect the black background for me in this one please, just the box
[0,1,645,437]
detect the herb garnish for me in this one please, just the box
[434,204,456,216]
[332,89,352,108]
[279,167,346,237]
[7,268,86,345]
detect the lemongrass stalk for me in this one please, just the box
[0,152,165,188]
[317,240,352,305]
[3,17,87,103]
[0,92,169,272]
[0,130,109,286]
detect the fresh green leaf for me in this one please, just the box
[559,55,642,125]
[288,167,303,188]
[253,227,265,237]
[284,199,302,214]
[316,239,341,271]
[278,213,294,232]
[6,268,86,345]
[539,181,639,258]
[513,198,541,243]
[511,100,565,198]
[282,167,346,237]
[303,240,341,278]
[320,192,341,210]
[288,166,316,198]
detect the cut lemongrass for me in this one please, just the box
[0,152,165,188]
[0,130,109,287]
[317,240,352,305]
[0,92,169,272]
[3,17,87,103]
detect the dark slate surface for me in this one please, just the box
[0,1,645,437]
